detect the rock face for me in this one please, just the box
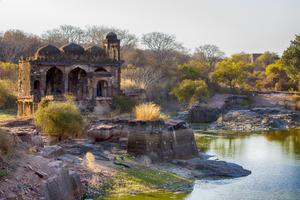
[43,168,84,200]
[210,108,300,131]
[179,94,249,123]
[40,145,64,158]
[172,157,251,178]
[127,120,198,162]
[87,123,129,142]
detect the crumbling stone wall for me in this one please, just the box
[127,120,198,162]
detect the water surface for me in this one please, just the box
[188,129,300,200]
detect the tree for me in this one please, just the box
[193,44,225,68]
[264,61,293,91]
[211,54,252,89]
[281,35,300,90]
[85,25,138,50]
[171,79,208,104]
[257,51,279,68]
[0,30,42,62]
[42,25,86,46]
[177,60,208,80]
[141,32,184,66]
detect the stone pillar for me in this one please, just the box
[64,72,68,94]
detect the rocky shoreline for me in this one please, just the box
[209,107,300,132]
[0,118,252,200]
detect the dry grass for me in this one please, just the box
[134,103,160,121]
[121,78,145,90]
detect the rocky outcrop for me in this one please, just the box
[127,120,198,162]
[171,156,251,178]
[43,168,84,200]
[178,94,249,123]
[210,108,300,131]
[87,123,128,142]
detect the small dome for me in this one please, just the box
[36,44,61,57]
[106,32,118,40]
[85,45,105,56]
[61,43,85,55]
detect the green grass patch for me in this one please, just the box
[100,167,193,199]
[0,169,8,178]
[0,109,17,121]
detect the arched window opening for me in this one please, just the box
[45,67,63,95]
[97,80,108,97]
[95,67,107,72]
[33,80,40,90]
[68,67,88,100]
[33,80,41,102]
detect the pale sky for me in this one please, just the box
[0,0,299,55]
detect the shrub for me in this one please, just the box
[34,96,84,139]
[134,103,160,121]
[112,96,137,113]
[0,133,12,155]
[0,80,17,109]
[171,79,209,104]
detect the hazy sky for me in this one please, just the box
[0,0,299,55]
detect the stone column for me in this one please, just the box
[64,72,68,94]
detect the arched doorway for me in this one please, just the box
[68,67,88,100]
[45,67,64,95]
[96,80,108,97]
[33,80,41,102]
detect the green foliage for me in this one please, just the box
[263,61,294,91]
[257,52,279,67]
[177,60,208,80]
[34,96,84,139]
[0,80,17,109]
[171,79,208,103]
[0,62,18,82]
[211,55,253,89]
[0,133,12,155]
[112,96,137,113]
[0,169,8,178]
[282,35,300,90]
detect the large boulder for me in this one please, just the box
[43,169,84,200]
[40,145,64,158]
[172,157,251,178]
[127,120,198,162]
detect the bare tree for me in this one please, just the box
[0,30,42,62]
[85,25,138,50]
[194,44,225,68]
[141,32,184,66]
[42,25,86,46]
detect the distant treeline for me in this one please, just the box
[0,25,299,106]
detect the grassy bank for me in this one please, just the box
[98,167,193,200]
[0,109,17,121]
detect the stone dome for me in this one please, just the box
[35,44,61,57]
[106,32,118,40]
[85,45,106,56]
[60,43,85,55]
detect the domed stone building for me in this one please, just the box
[17,32,122,116]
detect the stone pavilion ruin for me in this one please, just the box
[17,32,122,116]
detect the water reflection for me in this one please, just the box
[195,129,300,159]
[191,129,300,200]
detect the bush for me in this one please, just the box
[171,79,209,104]
[113,96,137,113]
[0,80,17,109]
[0,132,13,155]
[34,97,84,139]
[134,103,160,121]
